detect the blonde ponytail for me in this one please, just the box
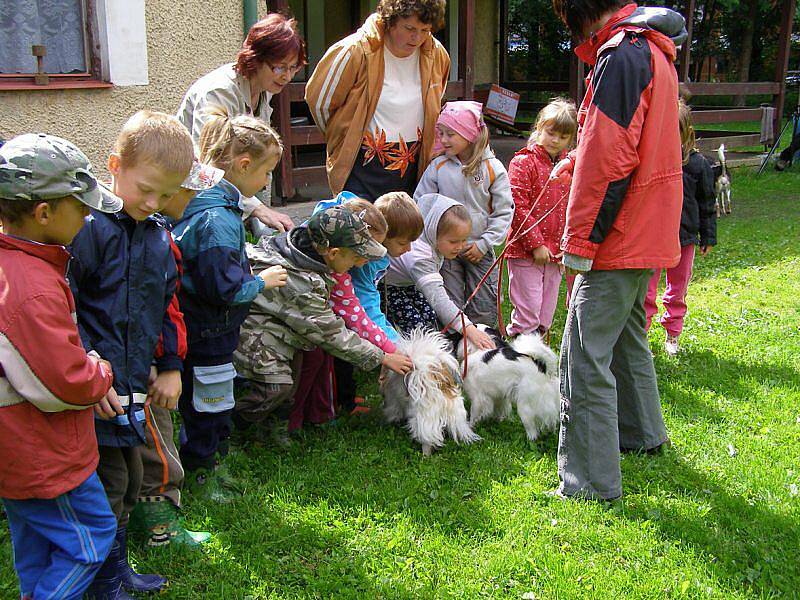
[198,106,283,172]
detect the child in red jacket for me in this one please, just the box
[506,99,577,338]
[0,133,120,600]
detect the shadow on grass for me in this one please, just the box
[616,450,799,595]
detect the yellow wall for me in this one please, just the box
[0,0,253,176]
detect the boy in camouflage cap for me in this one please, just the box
[0,133,121,599]
[233,205,413,436]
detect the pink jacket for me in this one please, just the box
[330,272,396,354]
[506,143,569,260]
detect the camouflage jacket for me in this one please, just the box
[234,227,385,384]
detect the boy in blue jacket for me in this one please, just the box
[69,110,195,598]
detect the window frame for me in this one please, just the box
[0,0,111,91]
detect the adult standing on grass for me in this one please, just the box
[177,12,302,233]
[305,0,450,202]
[550,0,687,501]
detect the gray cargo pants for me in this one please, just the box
[557,269,669,500]
[441,250,498,328]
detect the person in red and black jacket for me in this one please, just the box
[550,0,687,501]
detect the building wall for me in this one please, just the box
[0,0,253,176]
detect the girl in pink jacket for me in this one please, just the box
[505,99,577,337]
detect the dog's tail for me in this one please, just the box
[717,143,727,177]
[510,334,558,378]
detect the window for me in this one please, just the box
[0,0,109,89]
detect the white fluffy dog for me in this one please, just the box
[458,326,560,441]
[381,328,481,455]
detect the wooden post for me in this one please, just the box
[772,0,796,140]
[679,0,696,82]
[32,45,49,86]
[568,43,585,104]
[459,0,475,99]
[499,0,509,86]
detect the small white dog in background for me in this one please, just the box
[714,144,732,216]
[381,328,481,456]
[458,325,560,442]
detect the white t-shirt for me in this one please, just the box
[368,46,425,143]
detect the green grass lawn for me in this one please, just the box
[2,169,799,599]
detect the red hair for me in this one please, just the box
[235,13,307,78]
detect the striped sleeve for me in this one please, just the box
[305,41,361,134]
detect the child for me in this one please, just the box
[645,100,716,356]
[131,160,224,548]
[383,193,495,350]
[550,0,686,501]
[292,197,396,426]
[505,98,577,338]
[171,109,288,501]
[0,133,119,600]
[311,191,423,416]
[415,101,514,327]
[233,205,413,432]
[69,110,195,596]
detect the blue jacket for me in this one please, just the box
[171,179,265,362]
[312,192,398,342]
[69,209,181,447]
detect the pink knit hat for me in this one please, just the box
[433,101,485,153]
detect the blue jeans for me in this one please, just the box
[2,472,116,600]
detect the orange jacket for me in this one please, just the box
[305,13,450,195]
[563,4,683,270]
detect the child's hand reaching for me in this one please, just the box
[259,265,288,289]
[147,370,182,410]
[461,243,486,264]
[382,352,414,375]
[465,324,495,350]
[95,387,124,420]
[532,245,553,265]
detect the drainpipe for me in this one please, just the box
[243,0,258,39]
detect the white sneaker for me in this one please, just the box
[665,334,680,356]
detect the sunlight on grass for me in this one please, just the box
[2,168,799,598]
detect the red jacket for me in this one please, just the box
[0,233,113,499]
[563,3,683,270]
[506,143,569,260]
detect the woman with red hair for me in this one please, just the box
[177,13,305,232]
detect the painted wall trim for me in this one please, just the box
[94,0,149,86]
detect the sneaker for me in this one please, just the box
[129,497,212,548]
[185,467,239,504]
[664,333,680,356]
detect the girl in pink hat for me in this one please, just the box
[413,101,514,328]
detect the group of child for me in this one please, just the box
[0,78,717,595]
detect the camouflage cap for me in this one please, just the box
[182,160,224,191]
[0,133,122,213]
[307,205,386,260]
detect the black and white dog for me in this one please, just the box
[455,325,560,441]
[714,144,732,216]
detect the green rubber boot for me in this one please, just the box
[185,467,240,504]
[129,497,212,548]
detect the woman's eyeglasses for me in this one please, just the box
[270,63,303,76]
